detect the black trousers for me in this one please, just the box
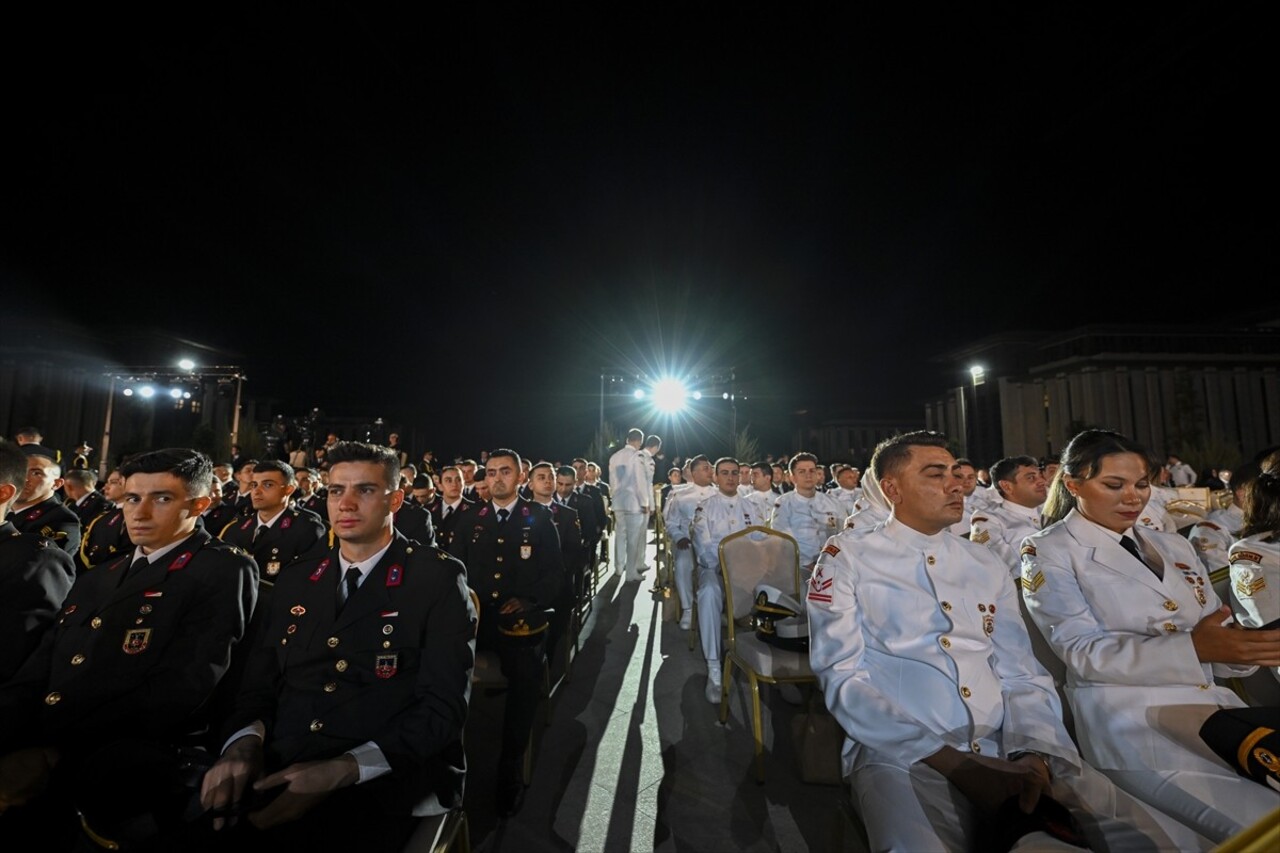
[477,606,547,765]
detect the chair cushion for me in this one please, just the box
[730,631,814,679]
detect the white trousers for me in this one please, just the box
[672,545,694,610]
[851,759,1210,853]
[613,511,647,576]
[1105,766,1280,844]
[695,562,723,663]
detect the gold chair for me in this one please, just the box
[715,525,818,783]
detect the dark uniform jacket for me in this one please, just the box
[219,507,327,585]
[69,491,106,526]
[430,496,475,552]
[568,489,602,546]
[78,506,133,571]
[8,496,81,558]
[0,528,258,753]
[226,534,474,815]
[295,492,329,526]
[542,500,586,576]
[393,500,436,548]
[449,498,563,611]
[198,503,240,540]
[0,522,77,683]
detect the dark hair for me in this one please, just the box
[411,474,434,490]
[0,440,27,492]
[626,428,644,443]
[751,461,772,478]
[643,434,662,449]
[572,457,588,466]
[713,456,740,472]
[869,431,950,479]
[529,460,554,476]
[64,468,97,489]
[252,459,296,484]
[1042,429,1159,527]
[1240,463,1280,540]
[990,455,1039,499]
[555,465,577,479]
[954,457,975,469]
[788,451,818,473]
[487,448,521,469]
[686,454,710,473]
[120,448,214,497]
[325,441,400,490]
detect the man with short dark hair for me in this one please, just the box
[78,467,133,570]
[62,468,104,526]
[769,452,845,573]
[292,467,327,525]
[969,455,1047,573]
[608,429,651,581]
[663,455,716,631]
[197,441,472,849]
[430,466,474,551]
[7,444,81,557]
[0,448,258,848]
[219,461,326,584]
[529,461,585,672]
[448,449,562,817]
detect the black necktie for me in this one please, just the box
[497,508,510,524]
[1119,536,1160,578]
[122,556,148,586]
[253,525,265,544]
[443,505,453,520]
[337,567,360,614]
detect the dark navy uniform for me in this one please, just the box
[199,502,240,540]
[295,491,329,526]
[0,529,257,846]
[431,496,475,552]
[542,500,585,668]
[393,500,436,548]
[69,491,106,526]
[221,534,473,842]
[0,521,76,683]
[219,507,327,585]
[449,498,562,773]
[78,505,133,571]
[8,496,81,558]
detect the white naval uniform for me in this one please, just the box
[768,490,844,570]
[1188,505,1243,574]
[662,482,716,612]
[608,443,651,578]
[969,498,1042,574]
[846,474,891,531]
[808,517,1203,852]
[830,486,861,519]
[1228,533,1280,682]
[1021,511,1275,842]
[947,491,985,537]
[741,488,776,524]
[690,491,767,664]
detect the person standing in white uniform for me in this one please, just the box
[808,431,1203,852]
[608,428,651,581]
[1022,429,1280,842]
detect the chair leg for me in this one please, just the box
[718,656,734,724]
[688,599,697,651]
[749,672,765,784]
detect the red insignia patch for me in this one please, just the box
[143,590,162,598]
[822,543,841,557]
[1019,544,1037,557]
[375,653,398,678]
[240,517,254,531]
[168,551,192,571]
[310,558,331,582]
[281,516,292,530]
[385,564,403,587]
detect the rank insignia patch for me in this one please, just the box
[123,628,152,654]
[1021,569,1045,593]
[1231,551,1265,565]
[1235,576,1267,598]
[375,654,398,679]
[1020,544,1036,557]
[822,543,841,557]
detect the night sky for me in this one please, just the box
[2,4,1275,459]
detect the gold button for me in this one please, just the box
[1163,600,1178,611]
[280,638,288,645]
[941,601,952,612]
[493,573,502,580]
[1199,684,1210,690]
[406,547,413,554]
[940,637,951,649]
[309,719,323,732]
[496,556,504,563]
[70,654,85,665]
[335,660,348,672]
[327,637,340,648]
[970,741,981,754]
[323,683,337,693]
[497,538,505,545]
[961,686,971,698]
[90,617,102,629]
[926,556,936,566]
[491,591,499,599]
[382,640,391,648]
[45,692,61,705]
[382,625,393,635]
[1163,623,1177,633]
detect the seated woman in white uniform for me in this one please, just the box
[1227,451,1280,683]
[1021,429,1280,843]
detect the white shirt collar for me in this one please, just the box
[338,538,395,590]
[256,506,289,531]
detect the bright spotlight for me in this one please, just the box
[722,392,730,400]
[633,389,645,400]
[692,391,702,400]
[138,385,155,398]
[122,387,134,397]
[652,378,687,413]
[177,358,196,371]
[168,388,183,399]
[182,391,192,399]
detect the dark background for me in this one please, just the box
[2,3,1275,460]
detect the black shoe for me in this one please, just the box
[496,775,526,818]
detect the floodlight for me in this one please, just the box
[168,388,183,399]
[177,358,196,371]
[692,391,702,400]
[633,389,645,400]
[122,388,134,397]
[651,378,687,413]
[138,386,155,398]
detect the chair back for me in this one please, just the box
[718,525,801,625]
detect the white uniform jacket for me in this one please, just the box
[690,492,767,571]
[741,488,775,523]
[607,445,650,512]
[1228,533,1280,682]
[1021,510,1252,771]
[830,486,861,519]
[807,516,1079,778]
[769,490,845,567]
[662,483,715,544]
[969,499,1042,573]
[1189,505,1244,574]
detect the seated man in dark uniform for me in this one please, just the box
[0,440,76,684]
[449,448,563,818]
[0,448,258,849]
[78,467,133,571]
[196,441,474,851]
[6,444,81,557]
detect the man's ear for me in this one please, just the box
[880,477,901,504]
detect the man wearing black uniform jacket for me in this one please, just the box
[431,465,474,551]
[448,448,562,818]
[195,441,473,851]
[393,493,435,547]
[0,440,76,684]
[62,469,105,526]
[219,461,326,586]
[6,444,81,557]
[292,467,328,526]
[0,448,257,849]
[529,462,585,674]
[78,468,133,571]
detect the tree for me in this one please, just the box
[733,426,760,466]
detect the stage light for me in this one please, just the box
[651,378,687,413]
[168,388,183,399]
[177,358,196,371]
[722,392,729,400]
[122,387,134,397]
[692,391,702,400]
[138,386,155,398]
[633,389,645,400]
